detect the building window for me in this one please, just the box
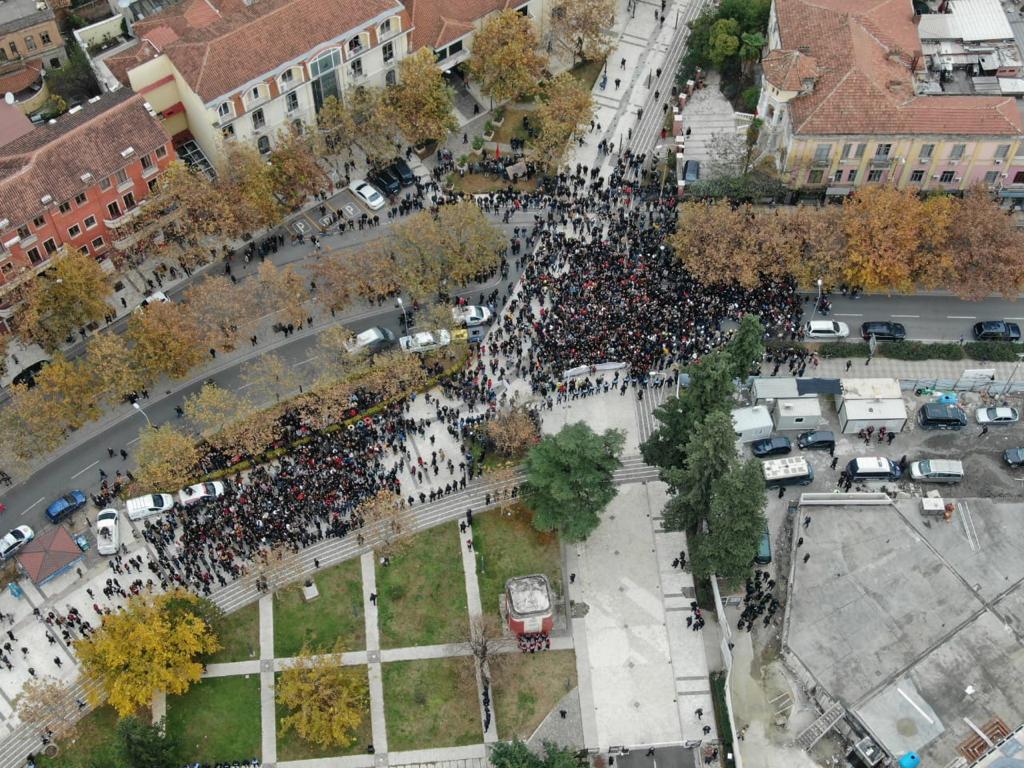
[348,36,363,54]
[123,192,136,210]
[808,169,824,184]
[25,36,36,51]
[252,108,265,130]
[281,68,294,85]
[449,40,464,56]
[16,225,29,239]
[380,18,392,36]
[840,143,851,160]
[867,169,882,182]
[940,170,955,183]
[351,58,363,77]
[910,169,924,182]
[847,169,857,182]
[43,238,56,254]
[115,168,128,185]
[310,49,342,113]
[950,144,965,160]
[40,31,51,45]
[75,191,87,205]
[107,201,121,219]
[919,144,934,160]
[49,57,59,68]
[0,48,7,62]
[854,143,866,158]
[58,201,71,214]
[141,154,153,171]
[148,178,159,192]
[84,215,97,229]
[250,86,262,103]
[309,49,340,77]
[257,135,271,155]
[156,146,167,159]
[385,69,396,86]
[874,143,891,158]
[32,215,45,228]
[80,244,89,256]
[68,224,81,238]
[833,170,842,182]
[813,143,831,163]
[9,42,17,56]
[286,91,299,112]
[1,263,11,275]
[26,247,41,264]
[383,42,394,63]
[218,102,232,119]
[984,170,999,185]
[91,236,104,250]
[222,125,235,139]
[996,144,1010,160]
[99,177,111,191]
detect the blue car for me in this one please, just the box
[45,490,87,524]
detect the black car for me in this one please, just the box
[388,158,416,187]
[797,430,835,451]
[973,321,1022,342]
[861,321,906,341]
[367,167,401,196]
[751,436,792,457]
[11,359,49,388]
[1005,448,1024,467]
[917,403,967,430]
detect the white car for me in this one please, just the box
[178,481,226,506]
[976,406,1020,425]
[0,525,33,560]
[399,330,452,354]
[804,320,850,339]
[126,492,176,521]
[349,179,385,211]
[452,305,492,327]
[95,509,120,556]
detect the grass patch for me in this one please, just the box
[275,668,372,760]
[383,658,480,749]
[274,558,364,657]
[450,172,540,196]
[206,601,260,664]
[39,707,127,768]
[474,506,562,617]
[710,671,737,768]
[491,107,533,146]
[377,523,468,648]
[167,675,261,764]
[568,58,606,91]
[490,650,577,740]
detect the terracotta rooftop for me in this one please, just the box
[0,59,42,96]
[0,91,170,227]
[0,102,32,148]
[762,49,818,91]
[405,0,516,50]
[773,0,1024,135]
[107,0,402,103]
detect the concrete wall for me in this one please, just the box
[73,14,123,52]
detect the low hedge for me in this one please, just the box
[816,341,870,359]
[811,339,1019,363]
[964,341,1023,362]
[881,341,963,361]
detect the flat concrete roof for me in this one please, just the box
[786,499,1024,765]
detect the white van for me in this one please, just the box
[762,457,814,488]
[125,492,176,521]
[909,459,964,484]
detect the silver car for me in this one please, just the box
[976,406,1019,425]
[0,525,33,560]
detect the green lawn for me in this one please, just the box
[167,676,262,764]
[206,601,260,664]
[474,506,562,618]
[568,58,606,91]
[275,668,373,760]
[39,707,128,768]
[383,658,480,750]
[376,523,468,648]
[274,558,365,657]
[491,107,533,146]
[491,650,578,741]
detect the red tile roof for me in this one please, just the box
[405,0,516,49]
[108,0,403,103]
[0,91,170,227]
[774,0,1024,135]
[0,103,32,148]
[0,59,43,96]
[762,49,818,91]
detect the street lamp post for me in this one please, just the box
[812,277,823,319]
[1000,352,1024,397]
[132,401,152,428]
[396,297,410,329]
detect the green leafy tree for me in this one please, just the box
[523,422,624,542]
[708,18,741,68]
[46,42,100,104]
[117,716,181,768]
[738,31,765,75]
[490,739,580,768]
[689,458,766,580]
[724,315,765,381]
[661,411,737,531]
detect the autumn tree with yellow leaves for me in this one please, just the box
[530,72,594,170]
[76,590,220,717]
[549,0,616,62]
[126,301,206,381]
[132,425,201,492]
[387,48,458,146]
[469,10,547,103]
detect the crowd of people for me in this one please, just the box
[737,569,780,632]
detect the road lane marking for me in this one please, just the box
[834,313,862,317]
[891,314,919,318]
[237,382,256,390]
[71,461,99,479]
[1006,318,1024,321]
[293,355,321,367]
[127,437,141,446]
[21,497,44,517]
[947,316,976,319]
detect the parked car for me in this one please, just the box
[349,179,385,211]
[973,321,1021,342]
[861,321,906,341]
[45,490,87,524]
[681,159,700,188]
[917,403,967,430]
[804,320,850,340]
[909,459,964,484]
[135,291,170,312]
[95,509,120,556]
[452,305,492,327]
[751,436,792,457]
[11,359,50,388]
[796,430,835,451]
[345,327,397,355]
[845,456,902,482]
[126,493,176,521]
[367,167,401,196]
[0,525,33,560]
[976,406,1020,425]
[1004,448,1024,467]
[399,330,451,354]
[178,481,226,507]
[388,158,416,186]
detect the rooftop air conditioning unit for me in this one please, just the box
[120,147,135,158]
[39,194,52,204]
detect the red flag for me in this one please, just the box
[495,145,501,159]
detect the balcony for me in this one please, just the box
[869,155,893,167]
[811,156,832,168]
[345,41,365,61]
[104,203,145,229]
